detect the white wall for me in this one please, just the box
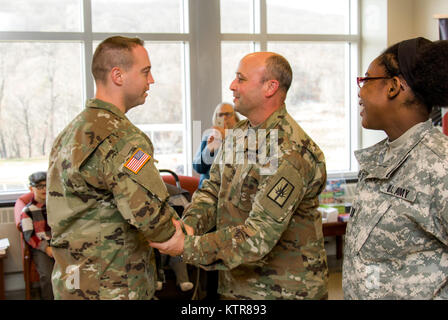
[360,0,448,149]
[388,0,416,45]
[414,0,448,40]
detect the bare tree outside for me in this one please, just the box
[0,0,187,192]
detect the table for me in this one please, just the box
[0,249,6,300]
[322,221,347,259]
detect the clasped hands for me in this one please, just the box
[149,218,194,256]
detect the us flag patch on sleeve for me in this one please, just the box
[124,148,151,174]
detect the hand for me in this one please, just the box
[149,218,185,256]
[45,246,53,258]
[207,127,225,152]
[184,222,194,236]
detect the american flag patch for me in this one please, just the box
[124,148,151,174]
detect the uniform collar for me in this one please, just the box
[355,119,433,180]
[249,104,287,131]
[86,98,127,120]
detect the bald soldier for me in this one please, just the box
[151,52,329,300]
[47,36,180,299]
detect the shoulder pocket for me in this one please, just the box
[121,150,169,202]
[230,166,259,212]
[353,201,391,253]
[258,160,305,223]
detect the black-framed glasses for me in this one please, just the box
[32,183,46,190]
[357,76,391,88]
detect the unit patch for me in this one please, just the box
[267,177,295,208]
[124,148,151,174]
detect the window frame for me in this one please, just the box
[219,0,361,179]
[0,0,193,201]
[0,0,363,202]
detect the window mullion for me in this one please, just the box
[82,0,94,101]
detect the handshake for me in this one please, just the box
[149,217,194,256]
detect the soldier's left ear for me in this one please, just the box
[265,79,280,97]
[111,67,124,86]
[387,76,401,99]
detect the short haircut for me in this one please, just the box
[92,36,144,84]
[262,54,293,94]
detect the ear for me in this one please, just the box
[29,186,33,192]
[387,76,402,99]
[110,67,124,86]
[264,79,280,98]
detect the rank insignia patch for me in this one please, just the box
[267,177,294,208]
[124,148,151,174]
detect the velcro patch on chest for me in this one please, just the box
[380,184,417,203]
[267,177,295,208]
[123,148,151,174]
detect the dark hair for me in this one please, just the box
[262,54,293,94]
[29,171,46,186]
[92,36,144,84]
[377,38,448,113]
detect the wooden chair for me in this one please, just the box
[14,192,40,300]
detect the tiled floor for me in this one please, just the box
[327,255,343,300]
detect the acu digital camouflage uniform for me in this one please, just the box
[343,120,448,299]
[47,99,176,300]
[182,105,328,300]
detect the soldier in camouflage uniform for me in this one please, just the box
[47,36,178,299]
[151,52,329,300]
[343,38,448,299]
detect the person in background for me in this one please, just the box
[193,102,240,187]
[343,37,448,299]
[46,36,183,300]
[20,171,54,300]
[151,52,328,300]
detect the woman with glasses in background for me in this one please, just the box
[343,37,448,299]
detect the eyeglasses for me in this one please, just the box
[356,76,391,88]
[217,112,234,118]
[32,184,46,190]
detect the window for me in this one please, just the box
[220,0,360,174]
[0,0,361,198]
[0,0,190,195]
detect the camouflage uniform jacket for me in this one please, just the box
[343,120,448,299]
[182,105,328,299]
[47,99,176,300]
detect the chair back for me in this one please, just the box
[14,192,40,299]
[160,171,199,197]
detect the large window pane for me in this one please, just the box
[127,42,186,174]
[220,0,254,33]
[92,0,185,33]
[268,42,349,172]
[0,42,83,192]
[137,124,184,174]
[0,0,81,32]
[221,42,254,103]
[267,0,350,34]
